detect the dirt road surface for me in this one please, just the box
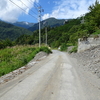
[0,50,100,100]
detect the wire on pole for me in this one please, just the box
[9,0,37,20]
[38,6,44,47]
[20,0,37,15]
[9,0,44,47]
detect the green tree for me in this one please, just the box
[86,0,100,32]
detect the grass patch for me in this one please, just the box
[93,29,100,35]
[69,46,78,53]
[60,43,73,51]
[60,43,68,51]
[0,45,52,77]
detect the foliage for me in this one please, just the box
[39,46,52,54]
[69,46,78,53]
[0,20,32,41]
[0,39,14,49]
[0,18,82,49]
[0,45,52,76]
[60,43,68,51]
[86,0,100,33]
[92,29,100,34]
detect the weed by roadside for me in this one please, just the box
[69,46,78,53]
[0,45,52,77]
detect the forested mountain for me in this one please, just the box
[28,18,66,31]
[1,0,100,51]
[15,0,100,48]
[13,22,34,29]
[0,20,32,41]
[16,18,81,46]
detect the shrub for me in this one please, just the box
[39,46,52,54]
[69,46,78,53]
[60,43,68,51]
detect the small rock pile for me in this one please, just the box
[0,66,31,84]
[71,45,100,78]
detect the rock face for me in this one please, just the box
[0,52,48,84]
[71,45,100,78]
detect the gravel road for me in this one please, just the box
[0,50,100,100]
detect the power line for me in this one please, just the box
[35,2,41,7]
[28,0,42,9]
[29,0,40,6]
[20,0,37,15]
[9,0,37,20]
[28,0,40,11]
[28,0,39,7]
[9,0,44,47]
[38,6,44,47]
[28,0,44,47]
[26,0,40,14]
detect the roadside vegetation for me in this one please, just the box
[69,46,78,53]
[0,45,52,77]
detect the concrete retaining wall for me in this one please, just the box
[78,37,100,52]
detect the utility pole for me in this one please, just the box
[45,27,47,46]
[43,21,48,46]
[81,14,85,24]
[38,6,44,47]
[38,6,41,48]
[83,14,85,23]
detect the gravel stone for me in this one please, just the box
[71,45,100,78]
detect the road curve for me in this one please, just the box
[0,50,86,100]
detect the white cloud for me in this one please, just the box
[0,0,38,23]
[42,13,50,20]
[42,0,99,20]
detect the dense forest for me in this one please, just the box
[0,21,32,41]
[0,0,100,51]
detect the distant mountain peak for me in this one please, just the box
[13,21,34,29]
[23,22,29,25]
[28,17,66,32]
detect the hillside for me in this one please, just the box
[0,21,32,41]
[28,18,66,31]
[13,22,34,29]
[15,18,80,46]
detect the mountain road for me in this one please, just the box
[0,50,100,100]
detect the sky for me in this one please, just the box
[0,0,99,23]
